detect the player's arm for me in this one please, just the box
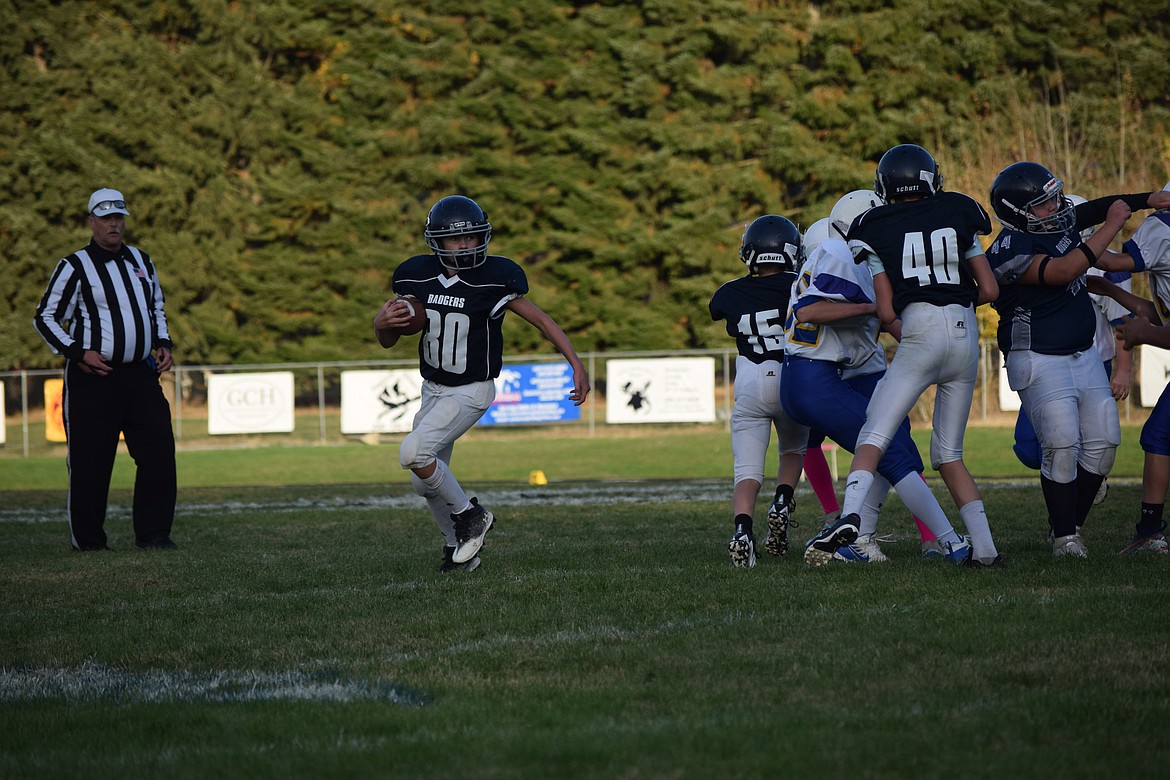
[1019,200,1132,286]
[373,297,410,348]
[506,296,591,405]
[792,296,876,325]
[1111,331,1134,400]
[1084,275,1158,322]
[872,270,897,328]
[965,252,999,305]
[1117,317,1170,351]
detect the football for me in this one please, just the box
[392,295,427,335]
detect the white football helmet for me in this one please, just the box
[829,189,881,240]
[802,217,832,256]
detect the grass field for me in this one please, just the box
[2,427,1168,778]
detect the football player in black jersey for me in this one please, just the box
[985,162,1170,557]
[375,195,590,572]
[710,215,809,567]
[808,144,1003,567]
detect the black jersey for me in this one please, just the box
[985,228,1095,355]
[709,271,796,363]
[847,191,991,314]
[392,254,528,385]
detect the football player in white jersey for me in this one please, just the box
[376,195,590,572]
[782,192,975,566]
[1081,182,1170,553]
[710,215,809,566]
[812,146,1002,567]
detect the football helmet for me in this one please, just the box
[829,190,881,240]
[802,217,832,256]
[739,215,802,275]
[989,162,1076,234]
[873,144,943,203]
[424,195,492,270]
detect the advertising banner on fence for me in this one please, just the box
[339,369,424,434]
[1140,345,1170,408]
[208,372,295,435]
[481,362,581,426]
[605,357,716,424]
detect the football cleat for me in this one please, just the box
[1118,522,1169,554]
[941,537,972,564]
[728,526,758,568]
[833,533,888,563]
[920,539,945,560]
[964,554,1007,569]
[452,497,494,564]
[803,513,859,567]
[764,491,795,557]
[1052,533,1089,558]
[441,546,481,573]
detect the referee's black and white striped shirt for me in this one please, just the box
[34,241,172,365]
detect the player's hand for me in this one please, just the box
[569,369,591,406]
[1149,190,1170,211]
[1109,372,1131,401]
[1116,318,1153,350]
[1104,199,1133,229]
[374,298,411,331]
[78,350,112,376]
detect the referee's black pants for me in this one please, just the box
[62,360,177,550]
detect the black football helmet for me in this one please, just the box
[873,144,943,203]
[424,195,492,270]
[739,215,802,275]
[989,162,1076,234]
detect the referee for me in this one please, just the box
[33,187,179,552]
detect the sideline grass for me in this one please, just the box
[0,424,1152,493]
[2,477,1169,778]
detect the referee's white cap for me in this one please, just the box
[87,188,130,217]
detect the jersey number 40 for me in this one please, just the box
[901,228,962,286]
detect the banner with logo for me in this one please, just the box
[605,357,716,424]
[479,362,580,426]
[339,369,424,434]
[207,372,295,434]
[1139,345,1170,408]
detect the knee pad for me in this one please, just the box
[1043,446,1079,484]
[399,431,426,470]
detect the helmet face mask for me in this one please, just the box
[874,144,942,203]
[739,215,802,275]
[424,195,492,270]
[990,162,1077,235]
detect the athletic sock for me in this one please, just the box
[774,484,794,508]
[803,448,840,514]
[1073,466,1105,529]
[913,474,937,541]
[842,470,875,518]
[1138,503,1164,537]
[1040,475,1078,537]
[857,475,888,537]
[420,459,472,516]
[892,472,957,544]
[959,499,997,560]
[735,513,753,534]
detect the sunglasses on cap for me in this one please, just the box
[90,200,127,214]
